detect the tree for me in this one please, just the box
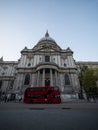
[94,68,98,94]
[82,68,97,96]
[78,66,88,99]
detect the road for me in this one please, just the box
[0,102,98,130]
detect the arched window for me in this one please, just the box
[0,80,2,89]
[64,63,66,67]
[9,81,14,90]
[24,74,30,85]
[28,63,31,67]
[65,74,70,85]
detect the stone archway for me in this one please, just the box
[45,78,50,86]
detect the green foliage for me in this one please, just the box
[82,68,98,95]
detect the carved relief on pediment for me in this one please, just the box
[27,53,34,59]
[61,54,67,60]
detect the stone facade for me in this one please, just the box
[0,32,98,101]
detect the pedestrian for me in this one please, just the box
[18,95,22,102]
[7,93,11,102]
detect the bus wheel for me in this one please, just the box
[48,100,52,104]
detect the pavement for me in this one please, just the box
[0,101,98,130]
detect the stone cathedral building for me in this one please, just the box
[0,32,98,101]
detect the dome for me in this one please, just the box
[33,31,61,51]
[38,31,56,44]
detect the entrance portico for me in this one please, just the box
[36,68,58,87]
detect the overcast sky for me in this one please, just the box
[0,0,98,61]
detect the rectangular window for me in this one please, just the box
[45,56,50,62]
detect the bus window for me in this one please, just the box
[54,87,59,90]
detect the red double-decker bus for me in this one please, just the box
[23,86,61,104]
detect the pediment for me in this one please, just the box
[33,45,61,53]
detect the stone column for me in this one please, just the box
[50,69,53,86]
[42,69,45,86]
[55,70,58,86]
[37,71,40,86]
